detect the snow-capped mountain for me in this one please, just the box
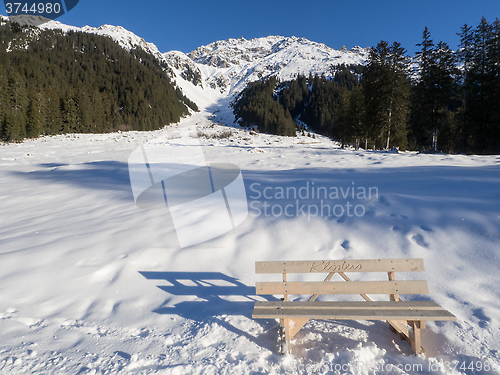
[2,15,369,111]
[188,35,368,70]
[168,35,369,96]
[1,15,166,60]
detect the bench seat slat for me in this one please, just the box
[256,280,429,296]
[256,258,425,274]
[252,307,457,321]
[254,300,443,310]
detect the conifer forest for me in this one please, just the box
[0,20,198,142]
[235,17,500,154]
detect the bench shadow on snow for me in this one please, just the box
[137,271,435,358]
[139,271,280,353]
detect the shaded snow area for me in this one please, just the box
[1,110,500,374]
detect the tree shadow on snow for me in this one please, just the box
[139,271,280,353]
[11,161,134,199]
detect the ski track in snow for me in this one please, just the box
[1,108,499,374]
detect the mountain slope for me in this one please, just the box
[1,15,369,129]
[0,18,193,141]
[169,35,368,97]
[2,15,369,111]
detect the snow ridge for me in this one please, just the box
[178,35,369,95]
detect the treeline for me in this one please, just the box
[234,17,500,154]
[0,19,197,142]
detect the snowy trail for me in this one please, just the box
[0,111,500,374]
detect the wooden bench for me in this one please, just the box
[252,259,456,355]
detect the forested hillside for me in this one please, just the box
[0,19,197,142]
[234,17,500,154]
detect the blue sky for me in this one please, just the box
[3,0,500,54]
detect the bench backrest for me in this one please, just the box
[255,258,428,299]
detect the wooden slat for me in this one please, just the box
[254,300,443,310]
[256,280,429,296]
[252,308,457,321]
[256,259,425,274]
[309,272,336,302]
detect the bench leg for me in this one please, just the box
[277,318,291,355]
[410,320,425,355]
[284,318,291,354]
[278,325,286,355]
[388,320,426,355]
[389,319,409,341]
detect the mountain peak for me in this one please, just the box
[178,35,369,95]
[188,35,368,70]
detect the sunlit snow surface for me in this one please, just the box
[1,108,500,374]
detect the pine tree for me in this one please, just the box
[412,28,456,151]
[26,96,40,138]
[364,41,410,150]
[346,86,365,149]
[5,70,27,141]
[43,87,62,135]
[0,64,8,138]
[469,17,493,151]
[456,23,474,153]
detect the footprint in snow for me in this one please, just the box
[412,234,429,248]
[378,196,390,206]
[473,307,490,328]
[336,216,346,223]
[341,240,350,250]
[420,225,433,232]
[114,351,132,360]
[391,213,408,219]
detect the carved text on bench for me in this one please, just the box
[310,260,362,272]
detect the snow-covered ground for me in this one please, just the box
[1,105,500,374]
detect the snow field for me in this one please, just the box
[2,15,500,374]
[1,110,499,374]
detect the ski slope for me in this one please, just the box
[1,106,499,374]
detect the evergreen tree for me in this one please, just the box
[5,70,28,141]
[342,86,365,149]
[363,41,410,150]
[26,96,40,138]
[0,63,8,137]
[411,28,456,151]
[469,17,494,152]
[456,23,474,153]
